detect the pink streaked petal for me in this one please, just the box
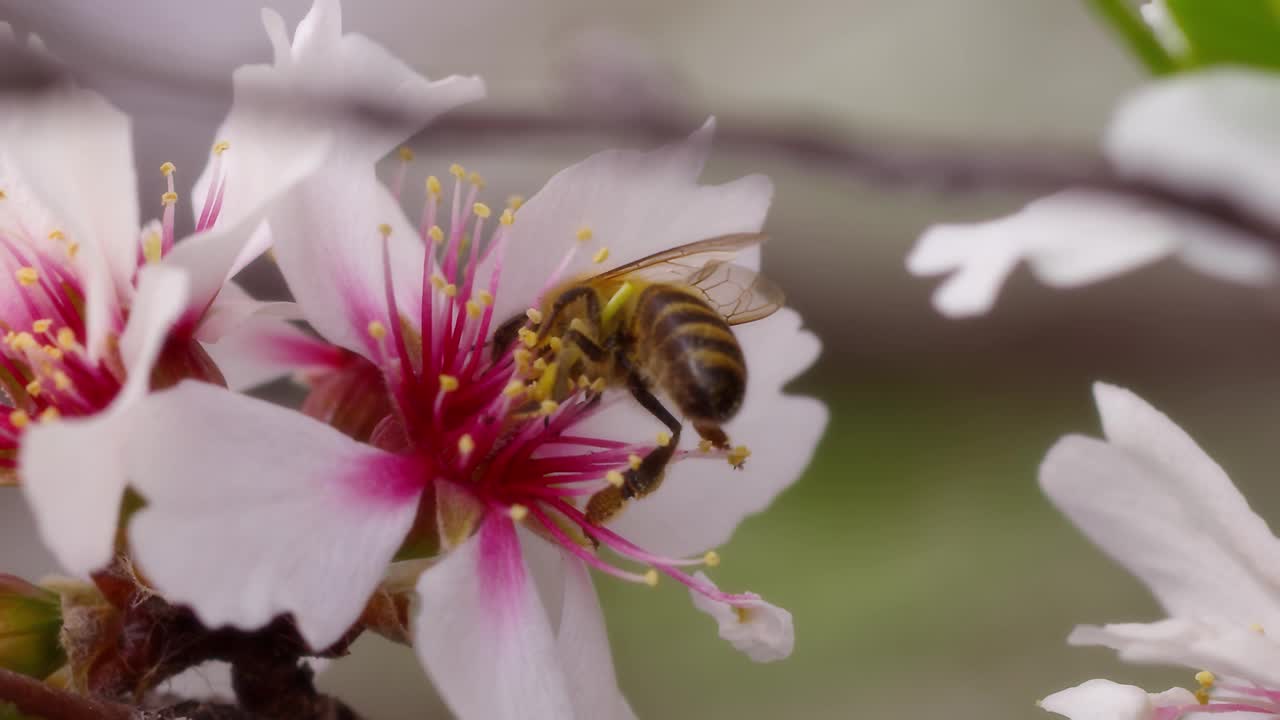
[1040,679,1195,720]
[203,315,344,391]
[414,519,574,720]
[125,381,423,649]
[557,558,636,720]
[602,308,826,558]
[20,266,190,576]
[688,571,794,663]
[1068,618,1280,689]
[267,158,423,361]
[485,117,773,325]
[193,279,302,344]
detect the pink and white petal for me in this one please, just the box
[193,279,301,343]
[1106,69,1280,228]
[486,118,773,325]
[688,572,794,663]
[20,266,190,576]
[203,315,344,391]
[124,381,423,649]
[1175,231,1277,285]
[267,160,424,360]
[601,308,826,557]
[1039,679,1194,720]
[557,559,635,720]
[1041,384,1280,624]
[1,85,138,357]
[1069,619,1280,688]
[413,519,574,720]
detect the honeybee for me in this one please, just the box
[494,233,784,523]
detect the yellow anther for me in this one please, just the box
[467,171,485,188]
[212,141,231,155]
[66,242,79,259]
[457,434,475,456]
[540,399,559,415]
[25,380,41,397]
[430,273,446,289]
[606,470,625,488]
[427,225,445,244]
[476,290,493,306]
[628,454,642,471]
[512,348,532,367]
[52,371,71,391]
[1252,623,1266,635]
[577,375,590,390]
[15,267,38,286]
[734,606,751,623]
[518,327,538,349]
[500,208,515,226]
[592,247,610,264]
[443,283,458,298]
[142,231,162,264]
[698,439,713,452]
[0,190,6,200]
[8,410,28,429]
[159,161,176,176]
[38,407,59,424]
[569,317,591,335]
[367,321,387,340]
[438,374,459,392]
[47,230,65,242]
[377,223,392,238]
[31,319,51,334]
[532,357,548,373]
[525,308,543,324]
[449,163,465,178]
[703,551,721,567]
[575,227,593,242]
[507,195,525,210]
[1195,689,1210,706]
[508,504,529,521]
[161,191,179,205]
[56,328,76,350]
[473,202,492,219]
[642,569,660,587]
[465,300,482,319]
[547,336,563,354]
[590,377,606,393]
[10,332,35,352]
[42,346,62,361]
[503,379,526,398]
[656,432,671,447]
[398,146,415,162]
[1195,671,1216,688]
[727,445,751,468]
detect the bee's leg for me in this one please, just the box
[538,286,601,341]
[585,377,681,525]
[563,328,606,362]
[490,313,527,360]
[693,422,730,450]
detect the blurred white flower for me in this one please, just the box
[908,69,1280,317]
[9,0,482,578]
[689,570,794,662]
[1038,383,1280,717]
[1040,679,1197,720]
[119,120,825,719]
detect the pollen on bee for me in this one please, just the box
[518,327,538,348]
[642,569,660,587]
[605,470,625,488]
[439,374,460,392]
[575,227,593,242]
[540,399,559,415]
[47,229,65,241]
[727,445,751,468]
[38,407,59,424]
[397,146,415,162]
[56,328,76,350]
[15,267,38,286]
[161,191,179,205]
[592,247,610,264]
[656,431,671,448]
[703,551,721,567]
[628,454,642,471]
[377,223,393,238]
[457,434,475,456]
[212,140,231,155]
[8,410,28,429]
[472,202,491,219]
[367,321,388,340]
[508,504,529,521]
[503,379,526,398]
[159,161,176,176]
[449,163,466,179]
[31,319,51,334]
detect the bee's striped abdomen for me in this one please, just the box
[633,284,747,423]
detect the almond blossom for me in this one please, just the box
[907,68,1280,317]
[8,0,482,580]
[1036,383,1280,719]
[117,119,825,718]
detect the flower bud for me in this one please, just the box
[0,574,64,679]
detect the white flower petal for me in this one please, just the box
[20,266,190,576]
[601,308,826,557]
[125,381,422,649]
[1069,618,1280,688]
[1107,69,1280,229]
[1041,383,1280,624]
[413,519,574,720]
[1040,678,1192,720]
[486,118,773,325]
[267,160,424,360]
[192,279,301,343]
[689,571,794,662]
[203,315,343,391]
[557,559,635,720]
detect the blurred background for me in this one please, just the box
[2,0,1276,717]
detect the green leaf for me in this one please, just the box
[1167,0,1280,70]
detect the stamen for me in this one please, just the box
[526,308,543,324]
[507,195,525,210]
[508,504,529,521]
[628,454,642,470]
[656,432,671,447]
[503,380,525,398]
[727,445,751,468]
[24,380,41,397]
[142,230,163,264]
[458,434,475,457]
[473,203,491,219]
[391,147,414,201]
[606,470,625,488]
[161,191,178,205]
[31,319,51,334]
[367,321,388,340]
[8,410,28,429]
[427,176,442,198]
[576,227,593,242]
[56,328,76,350]
[540,399,559,415]
[212,141,231,155]
[38,407,59,423]
[698,439,713,452]
[1195,670,1215,705]
[704,551,721,567]
[46,230,65,242]
[428,226,444,244]
[15,267,38,286]
[592,247,610,264]
[439,375,459,392]
[643,569,660,587]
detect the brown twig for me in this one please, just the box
[0,667,129,720]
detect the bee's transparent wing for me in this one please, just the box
[596,233,767,284]
[685,261,785,325]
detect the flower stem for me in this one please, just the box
[0,667,130,720]
[1084,0,1178,75]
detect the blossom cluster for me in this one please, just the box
[0,1,826,717]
